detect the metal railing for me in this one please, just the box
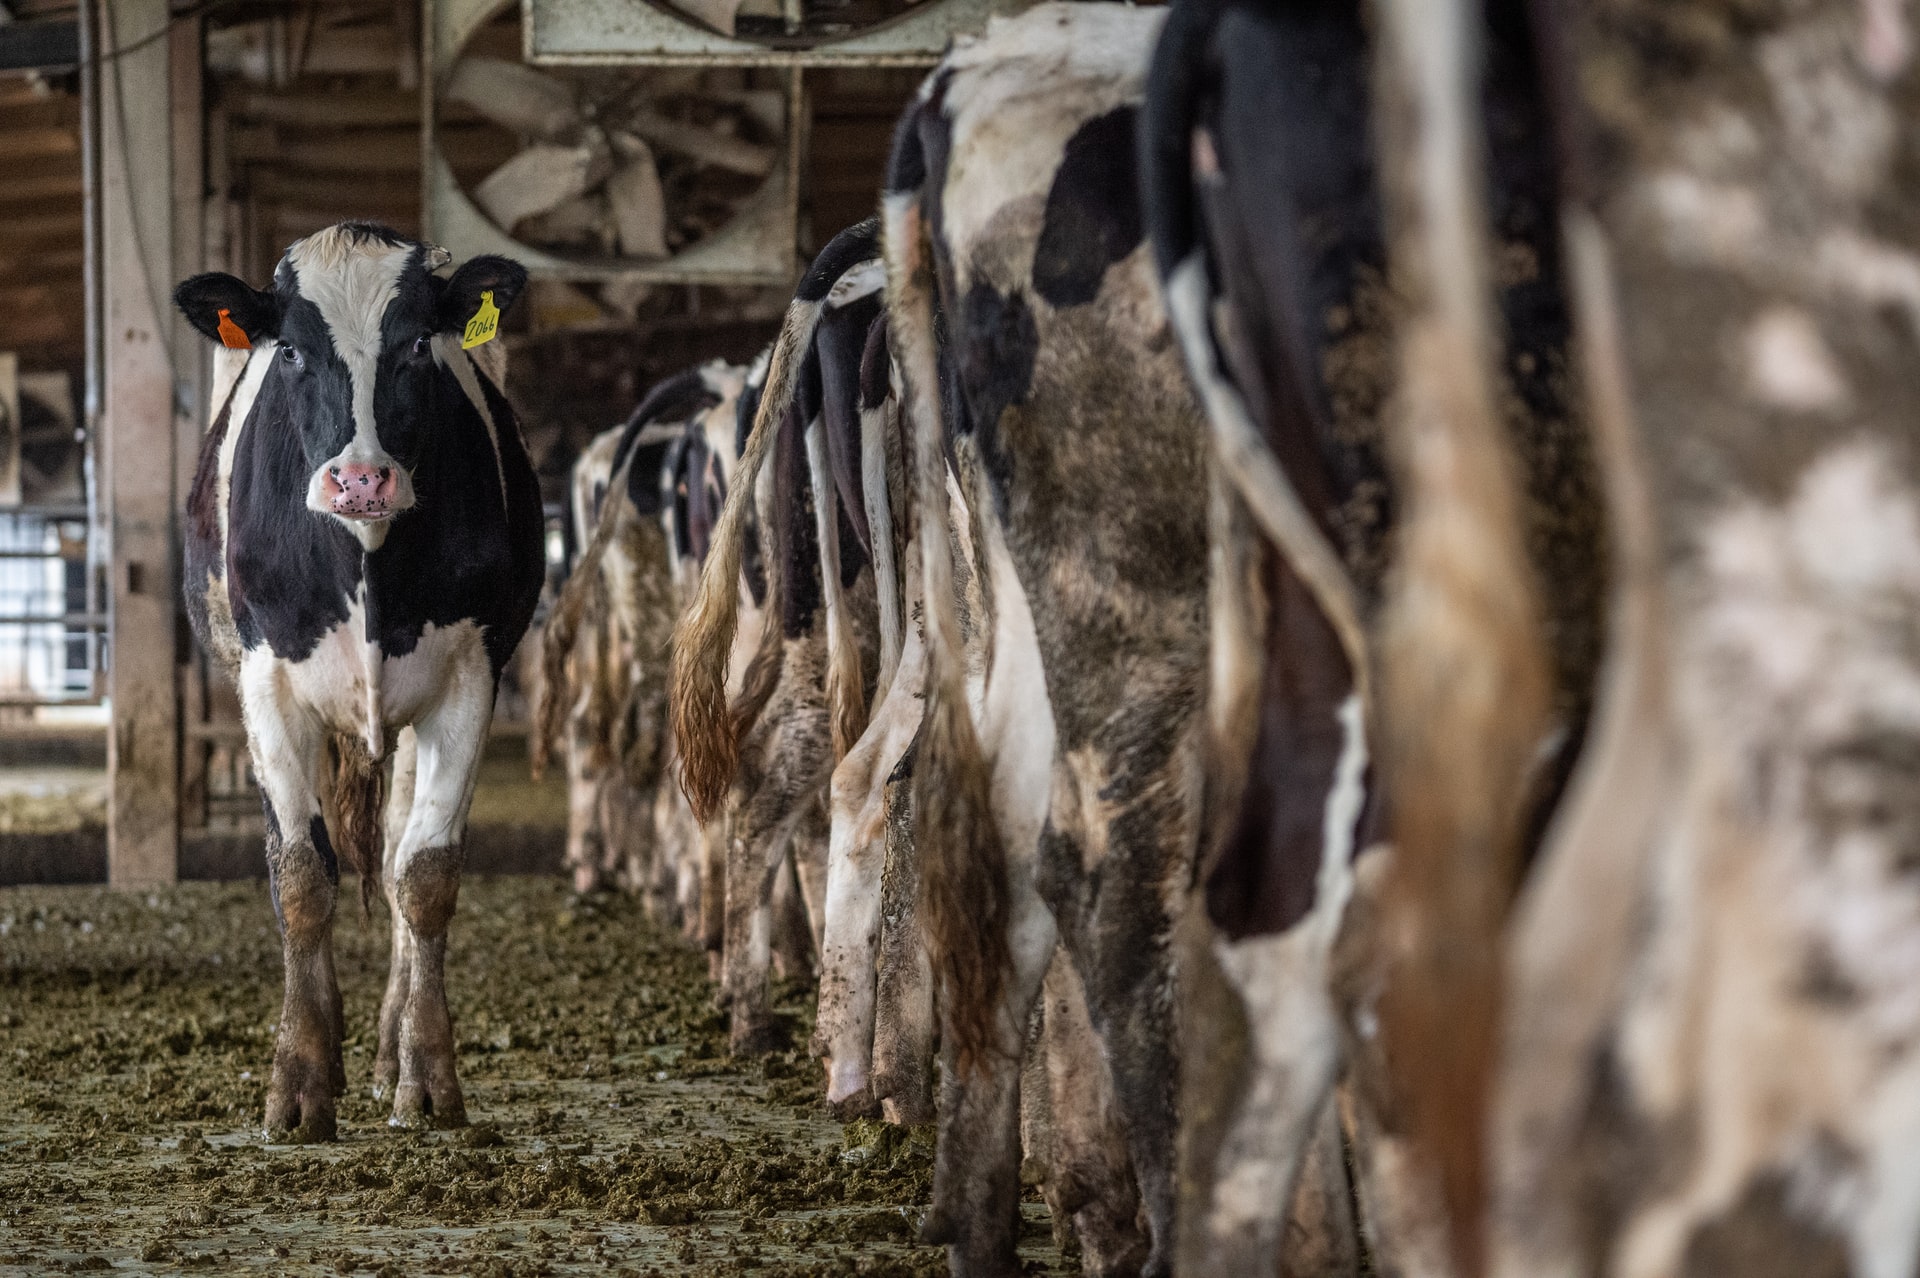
[0,506,103,708]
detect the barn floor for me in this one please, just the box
[0,877,1067,1276]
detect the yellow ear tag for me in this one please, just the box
[461,290,501,350]
[216,307,251,350]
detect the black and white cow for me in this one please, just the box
[1143,0,1607,1270]
[176,223,544,1140]
[883,8,1213,1272]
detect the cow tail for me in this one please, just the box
[1370,1,1555,1268]
[885,160,1012,1080]
[807,418,868,761]
[859,316,904,704]
[669,298,821,822]
[329,734,387,915]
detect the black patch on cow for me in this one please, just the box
[796,218,880,303]
[436,254,528,336]
[308,814,340,883]
[1208,549,1353,939]
[624,434,677,519]
[175,272,281,347]
[817,289,883,557]
[955,282,1036,503]
[222,365,363,660]
[614,368,722,475]
[741,515,768,608]
[667,433,695,562]
[772,401,821,639]
[736,371,764,461]
[859,314,891,410]
[1032,106,1145,308]
[1140,0,1221,277]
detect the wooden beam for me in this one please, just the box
[228,85,419,127]
[0,125,79,160]
[0,171,83,202]
[101,0,179,887]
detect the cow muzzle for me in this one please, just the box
[323,461,403,520]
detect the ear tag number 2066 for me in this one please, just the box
[462,290,501,350]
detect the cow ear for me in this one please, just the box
[437,255,528,333]
[174,273,279,349]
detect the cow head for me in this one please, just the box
[175,223,526,551]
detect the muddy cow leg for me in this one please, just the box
[1040,947,1151,1275]
[722,656,831,1054]
[243,666,342,1143]
[384,649,494,1129]
[925,527,1059,1278]
[564,705,606,894]
[872,738,935,1125]
[699,815,727,971]
[817,609,926,1109]
[1041,692,1202,1278]
[373,728,419,1101]
[790,794,829,958]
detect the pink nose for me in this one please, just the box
[325,463,397,517]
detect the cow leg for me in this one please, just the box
[816,612,926,1109]
[374,728,419,1101]
[383,649,494,1129]
[1040,701,1203,1278]
[1040,946,1151,1276]
[1282,1097,1362,1278]
[872,740,936,1125]
[564,704,606,895]
[242,663,342,1142]
[769,844,814,983]
[722,660,830,1054]
[700,815,727,975]
[926,526,1059,1278]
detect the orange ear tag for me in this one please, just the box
[216,308,252,351]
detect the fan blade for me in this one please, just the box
[474,142,611,231]
[447,56,582,143]
[607,140,669,259]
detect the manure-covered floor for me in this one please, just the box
[0,878,1066,1275]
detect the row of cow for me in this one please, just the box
[173,0,1920,1272]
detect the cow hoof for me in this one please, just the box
[389,1083,467,1130]
[264,1094,337,1144]
[828,1087,879,1121]
[371,1053,398,1102]
[729,1019,775,1058]
[919,1205,957,1246]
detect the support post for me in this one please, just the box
[100,0,181,886]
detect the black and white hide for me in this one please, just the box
[177,222,544,1141]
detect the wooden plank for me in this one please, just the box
[0,125,79,160]
[246,166,418,207]
[101,0,179,887]
[229,85,419,127]
[0,171,83,202]
[0,246,85,284]
[1,210,83,241]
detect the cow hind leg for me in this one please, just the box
[382,652,495,1129]
[1044,715,1203,1278]
[926,528,1059,1276]
[1040,947,1152,1276]
[872,740,936,1125]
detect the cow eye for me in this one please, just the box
[412,334,432,358]
[279,344,303,370]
